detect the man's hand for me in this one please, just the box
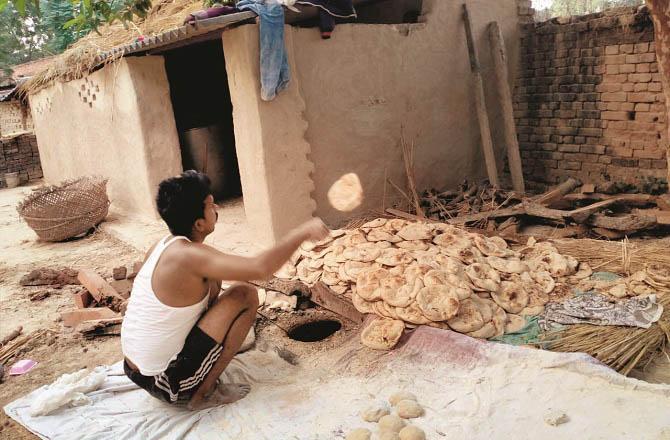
[296,218,330,243]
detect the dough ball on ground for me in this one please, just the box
[491,281,529,314]
[360,318,405,350]
[446,298,485,333]
[328,173,363,212]
[389,391,418,405]
[361,404,390,422]
[378,431,401,440]
[346,428,372,440]
[378,415,406,432]
[416,285,460,321]
[396,399,425,419]
[505,314,526,333]
[399,426,426,440]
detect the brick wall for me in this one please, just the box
[0,134,43,188]
[514,7,669,190]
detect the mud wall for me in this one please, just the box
[29,57,182,217]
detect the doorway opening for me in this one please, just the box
[163,39,243,203]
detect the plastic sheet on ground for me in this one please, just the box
[5,327,670,440]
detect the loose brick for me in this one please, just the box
[73,289,94,309]
[77,269,125,303]
[113,266,127,280]
[60,307,118,327]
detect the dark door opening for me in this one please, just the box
[163,39,242,202]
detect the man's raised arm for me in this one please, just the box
[188,218,330,282]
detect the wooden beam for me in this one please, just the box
[446,205,526,224]
[463,3,499,187]
[310,282,364,324]
[488,21,525,192]
[587,213,657,231]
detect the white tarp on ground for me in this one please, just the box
[5,327,670,439]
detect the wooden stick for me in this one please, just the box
[1,326,22,346]
[462,3,499,188]
[533,178,581,206]
[488,21,525,193]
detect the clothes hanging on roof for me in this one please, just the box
[296,0,356,38]
[183,5,239,25]
[237,0,290,101]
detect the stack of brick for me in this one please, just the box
[517,0,534,24]
[513,6,668,190]
[0,133,43,188]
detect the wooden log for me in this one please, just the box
[632,209,670,225]
[1,326,22,346]
[592,227,626,240]
[488,22,525,192]
[78,318,124,336]
[569,198,623,223]
[311,282,364,324]
[656,194,670,211]
[446,206,526,224]
[562,193,655,206]
[533,178,581,206]
[587,213,658,231]
[523,203,569,222]
[463,4,499,187]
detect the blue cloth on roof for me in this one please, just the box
[236,0,290,101]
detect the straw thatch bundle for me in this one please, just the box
[551,237,670,275]
[544,292,670,376]
[22,0,205,95]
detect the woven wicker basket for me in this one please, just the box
[17,176,110,242]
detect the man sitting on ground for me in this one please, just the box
[121,170,329,410]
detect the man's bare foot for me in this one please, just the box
[185,383,251,411]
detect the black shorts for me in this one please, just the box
[124,326,223,404]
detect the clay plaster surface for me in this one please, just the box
[28,56,182,217]
[223,0,521,234]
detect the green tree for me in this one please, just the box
[0,1,48,81]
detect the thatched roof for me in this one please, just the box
[21,0,246,95]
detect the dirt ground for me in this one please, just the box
[2,182,670,439]
[0,184,358,439]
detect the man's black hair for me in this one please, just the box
[156,170,212,238]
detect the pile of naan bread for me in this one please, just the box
[277,218,593,345]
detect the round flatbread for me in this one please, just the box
[423,269,450,287]
[367,229,400,243]
[360,318,405,350]
[466,321,496,339]
[353,293,376,314]
[416,285,460,321]
[466,263,501,292]
[443,246,483,265]
[471,295,495,323]
[472,235,510,257]
[376,249,413,267]
[395,240,430,251]
[361,218,387,229]
[321,270,341,286]
[395,301,432,325]
[382,278,423,308]
[505,314,526,333]
[531,270,556,294]
[356,267,390,301]
[343,245,382,263]
[397,223,433,241]
[344,260,374,282]
[486,256,529,274]
[446,298,485,333]
[403,264,433,284]
[327,173,363,212]
[433,232,472,250]
[443,273,473,300]
[491,305,507,337]
[491,281,529,314]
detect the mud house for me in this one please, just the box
[0,58,53,187]
[25,0,528,245]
